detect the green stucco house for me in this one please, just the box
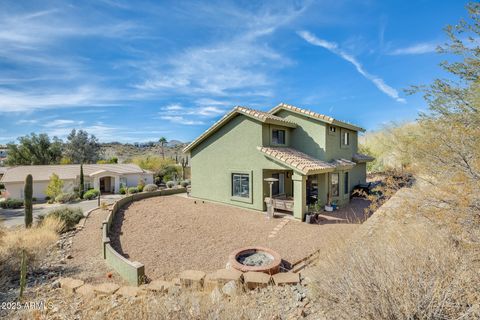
[183,103,374,220]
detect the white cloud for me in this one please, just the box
[42,119,84,128]
[163,104,184,111]
[159,116,204,126]
[389,42,437,55]
[16,119,38,124]
[298,30,406,103]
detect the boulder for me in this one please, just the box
[147,280,173,293]
[243,272,271,290]
[59,278,84,293]
[116,286,141,297]
[94,283,120,296]
[222,280,238,297]
[203,273,218,292]
[76,284,95,299]
[215,269,243,286]
[272,272,300,286]
[179,270,206,290]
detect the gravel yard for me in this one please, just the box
[110,195,361,280]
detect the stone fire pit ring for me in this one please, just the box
[228,246,282,274]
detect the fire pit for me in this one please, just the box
[228,246,281,274]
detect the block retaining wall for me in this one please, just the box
[102,188,186,286]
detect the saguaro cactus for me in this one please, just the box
[79,164,84,199]
[24,174,33,228]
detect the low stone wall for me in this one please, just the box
[102,188,186,286]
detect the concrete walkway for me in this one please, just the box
[0,194,122,228]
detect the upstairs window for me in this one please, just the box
[272,129,286,145]
[343,132,350,146]
[329,126,336,133]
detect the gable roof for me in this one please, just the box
[269,103,365,132]
[183,106,297,153]
[1,164,150,183]
[257,146,336,175]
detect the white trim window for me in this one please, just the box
[331,173,339,197]
[272,129,286,145]
[232,173,250,198]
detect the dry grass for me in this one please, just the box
[0,217,64,288]
[309,193,480,320]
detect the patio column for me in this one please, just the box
[114,176,120,194]
[292,172,306,221]
[93,177,99,190]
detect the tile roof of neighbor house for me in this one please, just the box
[269,103,365,132]
[0,164,150,183]
[183,106,297,153]
[257,146,337,175]
[353,153,375,163]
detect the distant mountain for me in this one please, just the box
[100,141,189,163]
[167,140,184,147]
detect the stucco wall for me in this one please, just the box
[190,115,285,211]
[4,179,75,200]
[123,173,153,187]
[350,163,367,186]
[274,110,327,160]
[325,127,358,161]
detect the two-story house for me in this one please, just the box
[183,103,374,221]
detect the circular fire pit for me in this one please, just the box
[228,246,281,274]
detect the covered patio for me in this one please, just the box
[258,146,357,221]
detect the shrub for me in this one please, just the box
[0,198,24,209]
[137,179,145,192]
[128,187,139,194]
[180,180,190,188]
[44,173,64,200]
[143,184,158,192]
[119,187,126,195]
[32,197,37,202]
[45,207,83,232]
[166,181,175,188]
[0,183,4,190]
[55,192,78,204]
[83,189,100,200]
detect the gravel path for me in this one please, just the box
[66,208,124,284]
[111,195,359,280]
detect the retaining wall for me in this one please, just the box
[102,188,186,286]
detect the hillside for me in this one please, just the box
[100,141,189,163]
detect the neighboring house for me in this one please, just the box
[183,103,374,221]
[0,164,153,200]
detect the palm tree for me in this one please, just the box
[158,137,167,159]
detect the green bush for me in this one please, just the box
[137,179,145,192]
[0,183,4,190]
[128,187,139,194]
[180,180,190,188]
[143,184,158,192]
[0,198,24,209]
[55,192,78,203]
[83,189,100,200]
[46,207,83,232]
[119,187,126,195]
[166,181,175,188]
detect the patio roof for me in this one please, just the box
[257,146,336,175]
[269,103,365,132]
[331,158,357,169]
[352,153,375,163]
[183,106,297,153]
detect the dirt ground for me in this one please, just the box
[110,195,366,280]
[66,208,125,284]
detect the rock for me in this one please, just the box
[203,273,218,292]
[94,283,120,296]
[222,280,238,297]
[179,270,206,290]
[215,269,243,286]
[243,272,271,290]
[76,284,95,299]
[66,254,73,259]
[50,279,60,289]
[147,280,173,293]
[59,278,84,293]
[210,287,222,304]
[272,272,300,286]
[116,286,141,297]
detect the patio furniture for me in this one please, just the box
[265,194,294,212]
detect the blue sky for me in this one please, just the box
[0,0,469,143]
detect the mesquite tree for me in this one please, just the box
[24,174,33,228]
